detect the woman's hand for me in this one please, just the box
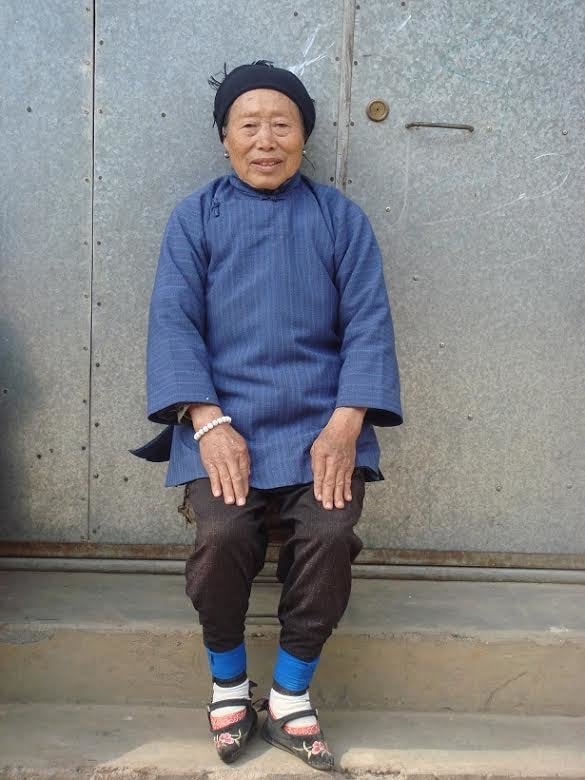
[189,404,250,506]
[310,407,366,510]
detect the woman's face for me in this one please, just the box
[222,89,305,190]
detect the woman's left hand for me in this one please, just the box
[310,407,366,510]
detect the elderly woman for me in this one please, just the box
[134,60,402,770]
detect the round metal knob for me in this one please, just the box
[366,99,389,122]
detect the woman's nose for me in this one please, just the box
[256,122,276,147]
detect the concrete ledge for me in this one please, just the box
[1,704,585,779]
[1,572,584,715]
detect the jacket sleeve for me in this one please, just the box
[333,201,403,427]
[146,201,220,425]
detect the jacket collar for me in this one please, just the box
[228,170,302,200]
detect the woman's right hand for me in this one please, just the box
[188,403,250,505]
[199,423,250,506]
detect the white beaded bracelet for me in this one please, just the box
[193,415,232,442]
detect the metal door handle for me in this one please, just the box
[405,122,474,132]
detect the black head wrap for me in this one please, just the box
[211,60,316,142]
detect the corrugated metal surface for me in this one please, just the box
[88,0,344,543]
[346,0,585,552]
[0,3,93,541]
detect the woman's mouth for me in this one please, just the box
[251,159,282,169]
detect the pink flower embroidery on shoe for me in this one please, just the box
[294,739,332,760]
[214,728,242,748]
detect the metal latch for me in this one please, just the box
[405,121,474,132]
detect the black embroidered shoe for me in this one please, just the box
[207,683,259,764]
[261,705,335,772]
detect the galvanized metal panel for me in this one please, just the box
[0,3,93,540]
[347,0,585,552]
[90,0,344,542]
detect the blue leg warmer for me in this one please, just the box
[205,642,246,681]
[273,645,320,693]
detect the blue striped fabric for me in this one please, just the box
[145,171,403,489]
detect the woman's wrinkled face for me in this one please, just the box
[222,89,305,190]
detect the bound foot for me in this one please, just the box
[261,705,334,771]
[207,680,258,763]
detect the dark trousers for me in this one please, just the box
[184,469,366,662]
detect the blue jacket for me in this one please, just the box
[131,172,402,488]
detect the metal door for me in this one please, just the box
[87,0,345,545]
[0,4,93,542]
[345,0,585,561]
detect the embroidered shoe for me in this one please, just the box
[207,682,259,764]
[260,705,334,772]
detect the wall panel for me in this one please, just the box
[346,0,585,552]
[0,2,93,541]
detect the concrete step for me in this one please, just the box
[1,572,584,715]
[1,703,584,779]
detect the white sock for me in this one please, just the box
[269,687,318,731]
[211,677,250,719]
